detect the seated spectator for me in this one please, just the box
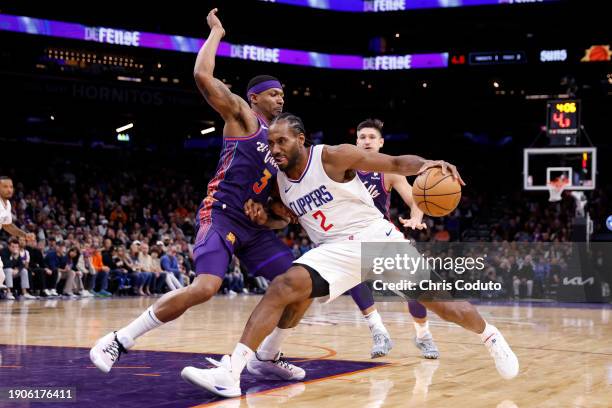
[90,238,111,296]
[45,242,77,299]
[481,267,505,299]
[102,239,130,293]
[223,257,247,295]
[114,245,139,294]
[25,235,48,297]
[161,245,184,290]
[1,238,35,299]
[253,276,269,294]
[137,242,155,296]
[513,255,535,299]
[148,245,168,294]
[532,255,551,297]
[129,241,153,296]
[69,246,95,297]
[176,253,192,286]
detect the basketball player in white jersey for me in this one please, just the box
[350,118,439,359]
[180,113,519,397]
[0,176,35,297]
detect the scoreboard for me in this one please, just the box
[547,100,580,136]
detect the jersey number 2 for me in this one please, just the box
[313,210,334,231]
[253,169,272,194]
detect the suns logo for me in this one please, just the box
[226,232,236,245]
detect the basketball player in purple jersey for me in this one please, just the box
[349,119,439,359]
[89,9,305,382]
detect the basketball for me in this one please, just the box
[412,167,462,217]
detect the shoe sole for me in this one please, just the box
[180,367,241,398]
[371,340,393,359]
[247,366,305,381]
[414,338,440,359]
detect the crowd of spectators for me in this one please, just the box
[1,147,609,301]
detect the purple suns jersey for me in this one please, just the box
[358,171,391,220]
[198,113,278,227]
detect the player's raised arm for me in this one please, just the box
[323,144,465,185]
[193,9,249,121]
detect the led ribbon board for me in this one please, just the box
[257,0,558,12]
[0,14,448,70]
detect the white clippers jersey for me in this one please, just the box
[0,199,12,227]
[277,144,383,245]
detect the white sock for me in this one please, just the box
[256,327,292,360]
[414,321,431,339]
[479,321,497,343]
[230,343,254,381]
[365,310,388,335]
[117,306,163,346]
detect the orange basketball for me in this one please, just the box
[412,167,462,217]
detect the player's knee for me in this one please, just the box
[188,277,220,304]
[268,272,304,302]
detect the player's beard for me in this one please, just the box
[284,145,302,173]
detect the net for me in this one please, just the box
[548,179,569,202]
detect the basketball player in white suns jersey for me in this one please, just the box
[0,176,35,298]
[180,113,519,398]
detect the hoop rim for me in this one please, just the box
[547,179,570,192]
[547,179,570,202]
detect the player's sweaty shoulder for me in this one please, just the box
[224,105,260,137]
[323,144,360,167]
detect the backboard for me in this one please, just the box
[523,147,597,191]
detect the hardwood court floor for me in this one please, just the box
[1,295,611,407]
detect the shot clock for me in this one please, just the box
[547,100,581,145]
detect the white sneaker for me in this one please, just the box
[247,352,305,380]
[80,290,93,298]
[43,289,52,296]
[5,293,15,300]
[89,331,134,373]
[50,289,59,296]
[181,355,241,398]
[483,328,519,380]
[414,333,440,359]
[21,293,37,300]
[371,331,393,358]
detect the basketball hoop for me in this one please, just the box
[547,179,569,202]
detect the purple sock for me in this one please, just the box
[350,283,375,311]
[409,300,427,319]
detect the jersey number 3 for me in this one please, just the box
[313,210,334,231]
[253,169,272,194]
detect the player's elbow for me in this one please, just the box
[193,71,214,88]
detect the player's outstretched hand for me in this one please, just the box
[207,8,225,37]
[417,160,466,186]
[399,216,427,230]
[244,199,268,225]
